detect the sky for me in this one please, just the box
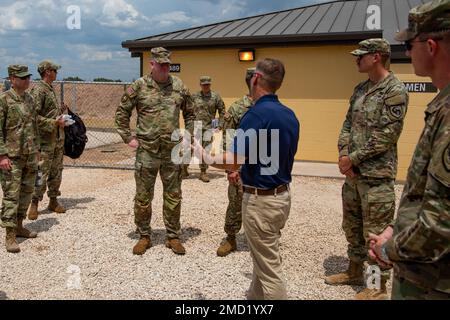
[0,0,329,82]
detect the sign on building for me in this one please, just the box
[403,82,437,93]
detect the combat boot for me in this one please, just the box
[16,218,37,238]
[199,171,210,183]
[165,238,186,255]
[27,199,39,220]
[355,278,388,300]
[48,197,66,213]
[217,235,237,257]
[132,235,151,255]
[5,227,20,253]
[324,260,364,286]
[181,165,190,179]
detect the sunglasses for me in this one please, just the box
[404,37,443,51]
[18,75,31,80]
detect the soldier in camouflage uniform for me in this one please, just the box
[324,39,409,300]
[0,65,40,253]
[183,76,225,182]
[217,68,254,257]
[369,0,450,300]
[115,47,195,256]
[27,60,67,220]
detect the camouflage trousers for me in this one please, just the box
[224,178,243,236]
[33,141,64,201]
[188,129,213,172]
[0,153,38,228]
[391,276,450,300]
[134,147,182,239]
[342,176,395,279]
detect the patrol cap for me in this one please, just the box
[8,65,32,78]
[38,60,61,74]
[396,0,450,41]
[151,47,171,64]
[200,76,211,84]
[350,38,391,56]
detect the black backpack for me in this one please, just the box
[64,109,88,159]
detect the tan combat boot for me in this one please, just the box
[165,238,186,255]
[5,227,20,253]
[324,260,364,286]
[27,199,39,220]
[181,165,190,179]
[199,171,210,183]
[132,235,151,255]
[217,235,237,257]
[355,278,388,300]
[48,197,66,213]
[16,218,37,238]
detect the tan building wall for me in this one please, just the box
[142,45,436,181]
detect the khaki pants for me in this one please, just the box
[242,188,291,300]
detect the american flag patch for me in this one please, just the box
[127,87,135,96]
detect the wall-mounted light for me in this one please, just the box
[238,49,255,62]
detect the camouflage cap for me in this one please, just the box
[396,0,450,41]
[8,65,32,78]
[151,47,171,64]
[351,38,391,56]
[38,60,61,74]
[200,76,211,84]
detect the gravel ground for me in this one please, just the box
[0,168,404,300]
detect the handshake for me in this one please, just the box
[58,114,75,126]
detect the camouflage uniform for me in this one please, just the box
[222,95,253,236]
[384,0,450,300]
[30,61,65,202]
[0,66,39,229]
[192,76,225,173]
[115,48,194,240]
[338,40,409,276]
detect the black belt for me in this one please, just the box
[243,185,288,196]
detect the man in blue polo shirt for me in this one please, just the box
[194,58,299,299]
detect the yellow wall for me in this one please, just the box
[142,46,436,181]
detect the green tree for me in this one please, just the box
[63,76,84,81]
[93,78,122,82]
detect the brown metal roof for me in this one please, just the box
[122,0,425,51]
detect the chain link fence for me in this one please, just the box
[48,81,137,170]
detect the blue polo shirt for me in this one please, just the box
[232,94,300,189]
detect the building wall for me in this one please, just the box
[142,45,435,181]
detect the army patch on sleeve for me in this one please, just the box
[387,105,405,121]
[121,94,129,103]
[444,142,450,172]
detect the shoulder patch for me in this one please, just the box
[385,94,405,106]
[127,86,136,97]
[121,94,129,103]
[387,105,405,121]
[224,112,231,121]
[444,142,450,172]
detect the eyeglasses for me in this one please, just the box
[404,37,443,51]
[18,75,31,80]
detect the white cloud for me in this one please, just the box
[68,44,113,61]
[99,0,143,28]
[150,11,198,27]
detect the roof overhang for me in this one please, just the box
[122,30,382,52]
